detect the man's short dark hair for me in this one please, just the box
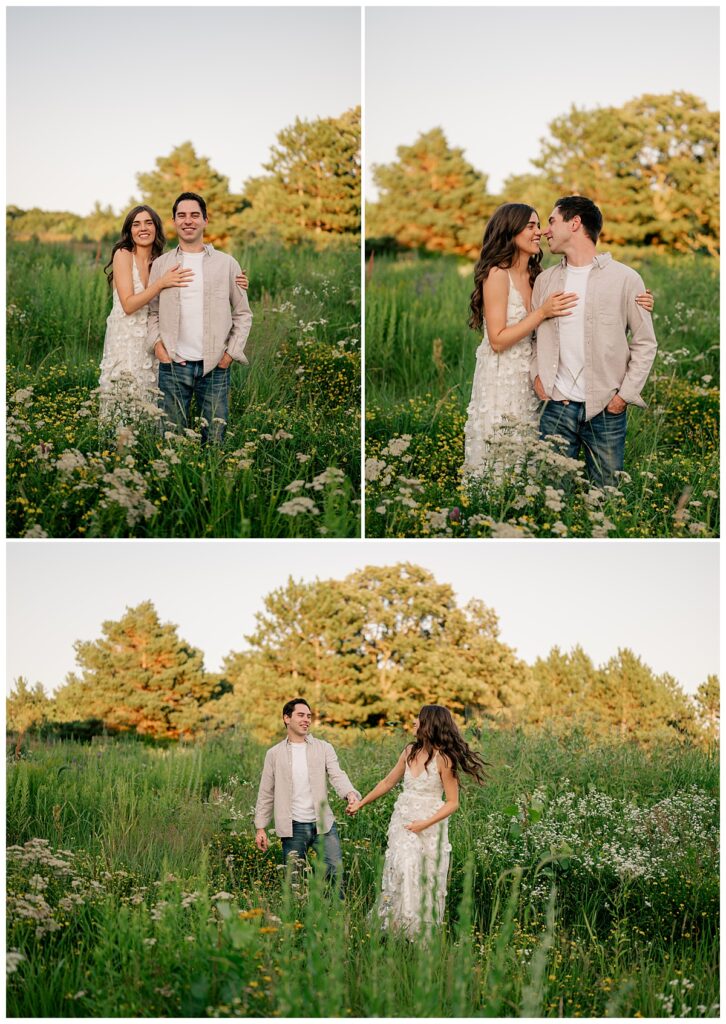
[555,196,603,244]
[282,698,311,721]
[172,192,207,219]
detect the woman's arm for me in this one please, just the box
[484,267,577,354]
[404,756,460,834]
[113,250,192,316]
[347,748,408,813]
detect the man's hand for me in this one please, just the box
[606,394,627,415]
[255,828,269,852]
[533,375,548,401]
[155,341,174,364]
[346,800,362,816]
[217,351,233,370]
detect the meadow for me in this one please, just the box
[365,254,719,538]
[6,729,719,1017]
[6,240,361,538]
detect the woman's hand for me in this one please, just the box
[541,291,578,319]
[635,288,654,312]
[160,263,194,290]
[236,270,249,290]
[404,820,429,834]
[346,800,362,816]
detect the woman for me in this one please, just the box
[462,203,653,478]
[347,705,486,939]
[99,205,248,422]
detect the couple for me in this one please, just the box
[99,192,252,443]
[463,196,658,488]
[254,699,486,938]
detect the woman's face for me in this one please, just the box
[513,212,541,256]
[130,211,156,247]
[412,716,420,736]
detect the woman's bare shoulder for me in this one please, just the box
[113,248,132,264]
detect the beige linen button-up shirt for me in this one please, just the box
[146,243,253,376]
[529,252,657,421]
[254,735,361,838]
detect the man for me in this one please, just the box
[146,191,252,444]
[530,196,657,488]
[254,699,360,889]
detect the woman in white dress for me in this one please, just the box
[347,705,486,939]
[99,205,247,423]
[463,203,653,478]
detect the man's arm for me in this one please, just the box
[146,258,163,354]
[254,750,275,831]
[324,742,361,803]
[616,272,658,407]
[223,258,253,365]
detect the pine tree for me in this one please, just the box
[367,128,495,256]
[52,601,228,740]
[240,107,361,248]
[695,675,720,740]
[136,142,244,249]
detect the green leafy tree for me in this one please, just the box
[6,677,51,755]
[240,107,361,249]
[523,91,719,254]
[52,601,228,740]
[136,141,244,249]
[367,128,495,256]
[526,645,598,729]
[217,563,532,739]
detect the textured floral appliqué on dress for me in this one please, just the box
[378,752,452,939]
[463,274,540,478]
[99,257,158,423]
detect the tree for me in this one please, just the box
[524,92,719,254]
[136,142,244,249]
[240,107,361,248]
[526,645,598,729]
[6,677,51,756]
[217,563,532,739]
[77,201,119,262]
[695,675,719,740]
[586,649,699,745]
[52,601,228,740]
[367,128,495,256]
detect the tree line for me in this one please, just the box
[7,564,719,752]
[366,92,719,257]
[6,107,360,253]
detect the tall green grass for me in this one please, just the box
[7,730,719,1017]
[7,240,361,537]
[365,254,719,538]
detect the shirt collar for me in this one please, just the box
[173,242,214,257]
[560,251,611,269]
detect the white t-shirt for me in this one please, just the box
[553,261,593,402]
[176,251,205,361]
[290,742,317,822]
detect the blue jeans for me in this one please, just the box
[281,821,344,893]
[539,400,627,489]
[158,360,229,444]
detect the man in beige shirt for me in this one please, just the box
[254,699,360,889]
[146,191,253,444]
[530,195,657,488]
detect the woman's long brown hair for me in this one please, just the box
[468,203,543,330]
[407,705,487,783]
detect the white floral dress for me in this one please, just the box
[378,752,452,939]
[99,257,158,423]
[463,273,540,477]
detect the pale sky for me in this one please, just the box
[6,6,361,215]
[6,540,719,697]
[366,6,720,198]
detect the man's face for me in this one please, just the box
[543,207,573,254]
[173,200,207,245]
[285,703,312,738]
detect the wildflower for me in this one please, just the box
[210,891,234,902]
[6,950,24,977]
[278,497,320,516]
